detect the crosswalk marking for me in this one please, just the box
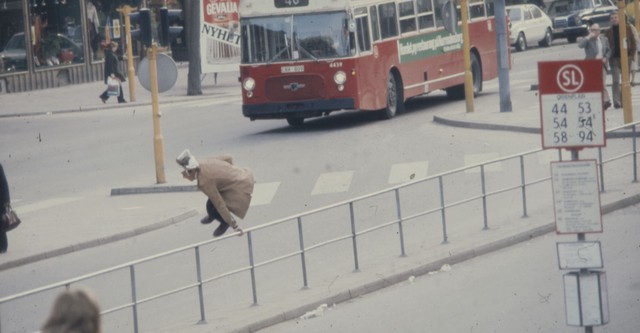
[251,182,280,206]
[388,161,429,184]
[15,197,81,214]
[464,153,502,173]
[311,171,354,195]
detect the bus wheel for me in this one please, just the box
[286,117,305,127]
[381,72,403,119]
[470,52,482,96]
[446,53,482,99]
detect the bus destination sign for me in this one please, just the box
[275,0,309,8]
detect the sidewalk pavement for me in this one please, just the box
[1,68,640,332]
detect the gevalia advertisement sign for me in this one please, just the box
[200,0,240,73]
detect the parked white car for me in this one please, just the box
[507,4,554,51]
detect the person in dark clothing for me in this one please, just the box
[99,41,126,103]
[0,163,10,253]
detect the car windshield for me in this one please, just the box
[571,0,592,10]
[240,11,352,64]
[3,34,25,51]
[507,8,523,21]
[547,0,572,16]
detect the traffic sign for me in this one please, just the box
[538,60,606,149]
[138,53,178,93]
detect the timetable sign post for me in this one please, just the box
[538,60,606,149]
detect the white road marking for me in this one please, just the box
[311,171,354,195]
[251,182,280,206]
[388,161,429,184]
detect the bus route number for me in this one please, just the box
[540,92,605,148]
[275,0,309,8]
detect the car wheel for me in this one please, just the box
[471,52,482,96]
[516,33,527,52]
[539,28,552,47]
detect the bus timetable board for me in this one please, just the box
[538,60,606,149]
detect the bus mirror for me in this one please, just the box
[442,0,458,34]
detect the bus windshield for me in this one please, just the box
[241,11,353,64]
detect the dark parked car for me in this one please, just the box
[546,0,617,43]
[0,32,84,72]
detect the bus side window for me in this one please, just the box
[378,3,399,39]
[417,0,435,30]
[370,5,381,41]
[399,1,417,33]
[434,0,449,28]
[356,16,372,52]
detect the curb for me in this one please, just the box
[432,115,540,134]
[111,185,198,196]
[0,209,199,272]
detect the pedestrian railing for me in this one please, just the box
[1,121,639,333]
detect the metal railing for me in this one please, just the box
[1,121,638,333]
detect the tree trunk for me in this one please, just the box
[185,0,202,95]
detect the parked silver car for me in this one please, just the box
[507,4,554,51]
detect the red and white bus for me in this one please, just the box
[239,0,500,126]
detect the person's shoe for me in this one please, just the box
[118,100,127,104]
[604,101,611,110]
[100,96,107,103]
[614,103,622,109]
[213,222,230,237]
[200,215,214,224]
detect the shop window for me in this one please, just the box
[0,0,27,73]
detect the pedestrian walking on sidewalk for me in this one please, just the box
[578,23,612,110]
[99,41,127,104]
[41,288,103,333]
[176,149,254,237]
[605,13,636,109]
[0,163,10,253]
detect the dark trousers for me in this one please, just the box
[0,231,6,252]
[100,85,126,103]
[206,199,229,226]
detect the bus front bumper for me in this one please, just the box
[242,98,356,120]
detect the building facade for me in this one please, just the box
[0,0,182,93]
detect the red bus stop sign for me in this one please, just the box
[538,60,606,149]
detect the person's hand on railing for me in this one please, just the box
[234,226,244,237]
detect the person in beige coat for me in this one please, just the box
[177,149,254,237]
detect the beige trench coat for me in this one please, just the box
[196,155,254,228]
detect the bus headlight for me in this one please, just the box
[243,77,256,92]
[334,71,347,85]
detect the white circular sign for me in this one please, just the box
[556,64,584,93]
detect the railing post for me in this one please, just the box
[480,165,489,230]
[598,147,605,192]
[129,265,139,333]
[438,176,448,244]
[519,155,528,218]
[394,189,407,257]
[195,246,207,324]
[349,202,360,272]
[247,232,258,305]
[296,217,309,289]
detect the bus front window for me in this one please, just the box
[241,11,351,64]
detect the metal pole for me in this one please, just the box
[147,44,166,183]
[460,0,474,112]
[494,0,512,112]
[118,5,136,102]
[247,232,258,305]
[519,155,528,217]
[195,246,207,324]
[129,266,139,333]
[618,1,633,123]
[438,176,448,244]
